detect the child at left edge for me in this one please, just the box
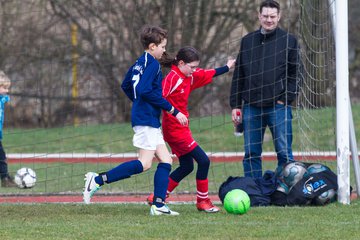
[83,25,188,216]
[0,71,17,188]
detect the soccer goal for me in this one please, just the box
[296,0,359,204]
[0,0,358,204]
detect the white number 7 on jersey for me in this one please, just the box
[132,74,140,99]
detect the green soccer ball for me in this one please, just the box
[223,189,251,214]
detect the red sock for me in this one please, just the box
[167,177,179,195]
[196,178,209,203]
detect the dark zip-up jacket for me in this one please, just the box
[230,27,301,109]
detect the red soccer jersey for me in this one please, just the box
[162,65,216,157]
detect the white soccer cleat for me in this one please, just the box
[150,204,179,216]
[83,172,101,204]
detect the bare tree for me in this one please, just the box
[0,0,322,128]
[0,0,71,127]
[349,0,360,103]
[47,0,261,122]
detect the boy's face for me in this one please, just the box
[148,38,167,60]
[0,83,10,95]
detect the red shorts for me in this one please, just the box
[166,137,198,157]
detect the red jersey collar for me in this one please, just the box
[171,65,187,79]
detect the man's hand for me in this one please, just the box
[231,108,242,125]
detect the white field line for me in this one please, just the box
[7,151,338,159]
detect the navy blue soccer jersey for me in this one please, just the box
[121,52,172,128]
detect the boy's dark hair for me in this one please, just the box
[160,46,200,68]
[259,0,280,13]
[140,25,168,49]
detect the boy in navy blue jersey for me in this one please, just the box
[83,25,187,216]
[0,71,16,188]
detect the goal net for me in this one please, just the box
[0,0,356,203]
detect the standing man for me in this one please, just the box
[229,0,301,178]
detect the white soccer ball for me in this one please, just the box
[282,161,308,188]
[14,167,37,188]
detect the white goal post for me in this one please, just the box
[331,0,360,204]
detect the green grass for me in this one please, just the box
[1,105,359,239]
[4,104,360,154]
[0,202,359,240]
[3,160,350,196]
[0,161,246,194]
[0,105,358,194]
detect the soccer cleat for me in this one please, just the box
[196,199,220,213]
[146,193,169,206]
[146,193,154,206]
[1,175,17,188]
[83,172,101,204]
[150,204,179,216]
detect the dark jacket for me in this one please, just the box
[230,27,301,109]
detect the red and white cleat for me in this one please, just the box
[196,199,220,213]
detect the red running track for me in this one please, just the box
[0,194,221,204]
[1,193,357,204]
[2,152,340,203]
[7,153,338,164]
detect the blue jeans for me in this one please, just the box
[242,103,294,178]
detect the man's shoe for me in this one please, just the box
[147,193,169,206]
[196,199,220,213]
[83,172,101,204]
[1,176,17,188]
[150,204,179,216]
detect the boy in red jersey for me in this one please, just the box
[148,46,235,212]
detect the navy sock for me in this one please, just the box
[95,160,143,185]
[153,163,171,208]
